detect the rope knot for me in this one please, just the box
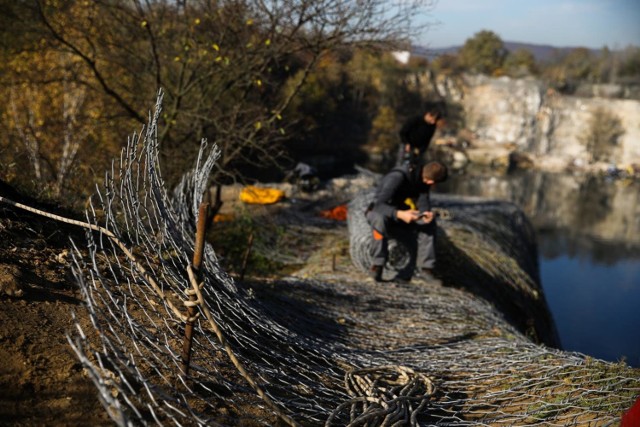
[326,365,436,426]
[177,264,205,322]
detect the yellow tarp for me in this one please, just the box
[239,186,285,205]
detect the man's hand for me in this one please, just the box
[419,211,435,224]
[397,209,422,224]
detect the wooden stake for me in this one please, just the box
[180,202,210,379]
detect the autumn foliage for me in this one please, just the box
[0,0,436,206]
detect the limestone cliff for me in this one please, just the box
[431,74,640,171]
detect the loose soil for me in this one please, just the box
[0,202,112,426]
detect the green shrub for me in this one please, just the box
[208,209,288,278]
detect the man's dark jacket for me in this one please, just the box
[371,164,431,221]
[399,115,437,154]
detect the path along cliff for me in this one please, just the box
[1,90,639,424]
[2,138,638,425]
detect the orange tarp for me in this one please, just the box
[213,213,235,223]
[319,204,348,221]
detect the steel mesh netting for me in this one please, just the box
[348,190,538,292]
[347,188,560,348]
[67,93,639,427]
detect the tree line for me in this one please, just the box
[432,30,640,92]
[0,0,434,204]
[1,5,638,206]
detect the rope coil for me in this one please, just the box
[326,365,436,427]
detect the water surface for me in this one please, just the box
[438,168,640,367]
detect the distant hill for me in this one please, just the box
[413,41,602,63]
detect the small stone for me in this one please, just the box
[0,264,24,297]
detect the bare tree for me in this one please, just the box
[7,52,89,197]
[25,0,435,185]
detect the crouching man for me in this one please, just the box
[366,161,448,283]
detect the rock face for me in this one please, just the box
[463,75,544,149]
[443,74,640,170]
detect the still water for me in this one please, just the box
[438,168,640,367]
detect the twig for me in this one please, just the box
[239,232,254,282]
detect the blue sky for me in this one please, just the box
[418,0,640,49]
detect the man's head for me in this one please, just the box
[421,161,448,185]
[423,101,446,125]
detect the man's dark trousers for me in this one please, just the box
[366,209,436,272]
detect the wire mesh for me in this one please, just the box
[68,92,639,426]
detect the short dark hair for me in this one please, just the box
[422,161,448,183]
[424,100,446,120]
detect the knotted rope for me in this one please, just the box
[326,365,436,427]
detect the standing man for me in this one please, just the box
[366,161,448,283]
[397,101,446,166]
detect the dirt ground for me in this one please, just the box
[0,185,346,427]
[0,200,112,426]
[0,189,397,427]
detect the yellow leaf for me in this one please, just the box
[174,56,181,62]
[141,20,147,27]
[265,39,271,46]
[246,19,253,26]
[254,121,262,130]
[212,43,220,51]
[194,18,201,25]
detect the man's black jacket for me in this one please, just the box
[399,115,437,153]
[371,164,431,221]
